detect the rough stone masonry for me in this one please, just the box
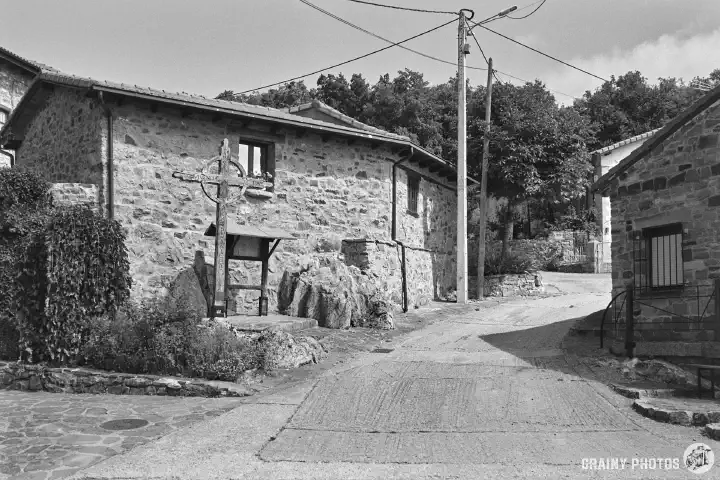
[5,80,458,315]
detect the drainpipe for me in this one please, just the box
[98,92,114,219]
[392,146,414,313]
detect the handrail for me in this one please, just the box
[600,290,626,349]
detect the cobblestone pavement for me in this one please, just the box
[0,392,243,480]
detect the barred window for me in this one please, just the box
[407,175,420,215]
[634,223,684,290]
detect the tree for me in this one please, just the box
[469,81,593,257]
[215,81,315,108]
[574,71,704,150]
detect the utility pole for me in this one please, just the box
[476,57,493,300]
[456,10,470,304]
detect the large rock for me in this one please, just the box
[258,330,327,370]
[166,267,208,318]
[278,255,396,329]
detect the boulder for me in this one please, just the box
[166,268,208,318]
[278,255,397,329]
[258,330,327,370]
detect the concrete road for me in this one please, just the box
[73,273,720,479]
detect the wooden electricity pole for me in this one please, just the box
[476,57,493,300]
[456,10,470,304]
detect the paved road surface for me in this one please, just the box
[63,273,720,478]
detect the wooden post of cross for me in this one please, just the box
[172,138,271,318]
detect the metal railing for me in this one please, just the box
[601,280,720,357]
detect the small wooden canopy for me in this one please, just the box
[204,219,295,240]
[203,220,295,317]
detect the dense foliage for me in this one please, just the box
[484,250,534,276]
[80,299,264,381]
[0,168,132,364]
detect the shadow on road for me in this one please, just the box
[479,315,620,383]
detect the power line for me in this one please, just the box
[236,18,457,95]
[344,0,457,15]
[507,0,547,19]
[472,22,609,83]
[298,0,489,72]
[469,25,575,99]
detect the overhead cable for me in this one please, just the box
[472,22,609,83]
[344,0,457,15]
[236,17,457,95]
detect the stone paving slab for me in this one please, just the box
[0,390,243,480]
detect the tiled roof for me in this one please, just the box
[593,83,720,192]
[286,100,391,137]
[590,129,660,155]
[34,71,410,143]
[0,45,53,73]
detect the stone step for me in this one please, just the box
[213,314,318,333]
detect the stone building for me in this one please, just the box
[593,84,720,353]
[0,47,42,167]
[1,70,464,315]
[589,130,658,272]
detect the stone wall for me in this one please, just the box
[0,361,248,397]
[341,239,454,308]
[0,58,35,167]
[102,98,456,313]
[607,99,720,342]
[468,273,544,297]
[15,88,105,200]
[49,183,100,210]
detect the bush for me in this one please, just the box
[484,250,534,276]
[79,298,264,381]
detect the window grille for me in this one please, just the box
[633,223,684,290]
[238,140,274,191]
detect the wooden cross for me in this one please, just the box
[172,138,272,317]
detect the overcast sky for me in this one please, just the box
[2,0,719,105]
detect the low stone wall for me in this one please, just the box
[0,361,249,397]
[482,273,545,297]
[50,183,100,210]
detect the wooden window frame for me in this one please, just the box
[239,139,275,192]
[407,173,420,216]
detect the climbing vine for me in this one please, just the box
[38,205,132,363]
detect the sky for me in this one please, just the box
[2,0,720,106]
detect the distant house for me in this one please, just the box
[1,68,468,315]
[593,85,720,353]
[590,129,659,272]
[0,46,44,167]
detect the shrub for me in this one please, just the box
[484,250,534,276]
[79,298,264,381]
